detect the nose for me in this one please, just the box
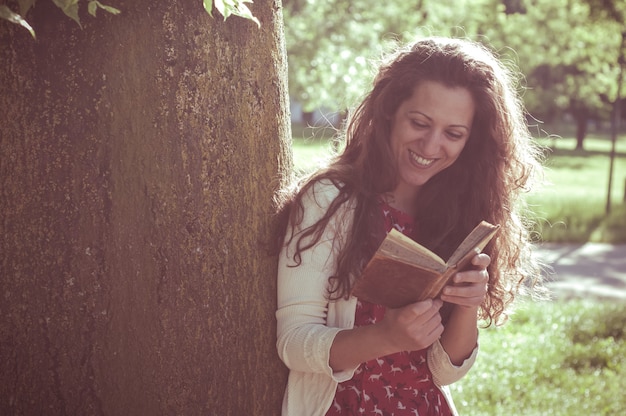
[419,130,443,156]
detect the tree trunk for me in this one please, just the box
[0,1,291,415]
[571,105,588,150]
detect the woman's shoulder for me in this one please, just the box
[298,178,358,222]
[300,178,344,207]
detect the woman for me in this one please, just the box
[275,37,545,416]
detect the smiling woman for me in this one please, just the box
[387,82,475,216]
[274,37,546,416]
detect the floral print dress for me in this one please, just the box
[326,200,452,416]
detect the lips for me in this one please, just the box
[409,150,436,167]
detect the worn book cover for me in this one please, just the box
[352,221,500,308]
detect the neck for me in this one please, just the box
[383,184,420,217]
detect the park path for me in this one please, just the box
[534,242,626,301]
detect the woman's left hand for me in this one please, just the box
[440,253,491,308]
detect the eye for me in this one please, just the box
[411,119,428,129]
[446,130,465,140]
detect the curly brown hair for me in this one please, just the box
[275,37,546,326]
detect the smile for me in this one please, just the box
[409,150,436,167]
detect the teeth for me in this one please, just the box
[409,150,435,167]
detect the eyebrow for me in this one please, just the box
[409,110,471,131]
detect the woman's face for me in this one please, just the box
[389,80,475,201]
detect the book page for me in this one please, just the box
[448,221,500,267]
[379,229,446,270]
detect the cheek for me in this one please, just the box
[442,141,469,168]
[451,140,469,159]
[389,133,405,158]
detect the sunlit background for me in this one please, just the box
[284,1,626,414]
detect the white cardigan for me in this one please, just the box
[276,180,477,416]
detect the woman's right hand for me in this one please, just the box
[329,299,444,372]
[378,299,445,353]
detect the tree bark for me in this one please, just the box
[0,1,291,414]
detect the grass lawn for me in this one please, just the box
[529,133,626,243]
[291,125,339,173]
[452,299,626,415]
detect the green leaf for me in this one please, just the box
[17,0,37,17]
[203,0,214,17]
[0,5,36,38]
[88,1,121,17]
[204,0,260,27]
[52,0,81,28]
[214,0,227,17]
[230,0,260,27]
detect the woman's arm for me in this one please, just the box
[276,181,354,378]
[438,253,490,365]
[329,299,444,372]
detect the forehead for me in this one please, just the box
[401,81,475,125]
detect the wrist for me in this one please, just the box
[449,304,479,323]
[373,321,402,357]
[330,323,397,371]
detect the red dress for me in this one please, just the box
[326,201,452,416]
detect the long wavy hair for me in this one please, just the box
[274,37,546,325]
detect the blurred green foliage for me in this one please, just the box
[284,0,626,148]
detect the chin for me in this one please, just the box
[410,174,433,187]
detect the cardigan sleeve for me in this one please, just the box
[427,338,478,386]
[276,180,356,382]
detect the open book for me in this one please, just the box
[351,221,500,308]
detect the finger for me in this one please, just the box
[409,301,443,331]
[453,268,489,285]
[409,309,444,340]
[404,299,443,317]
[442,282,486,298]
[424,317,445,340]
[441,279,489,307]
[440,293,484,307]
[388,299,439,327]
[471,253,491,268]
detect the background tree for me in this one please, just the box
[581,0,626,212]
[284,0,624,151]
[283,0,500,114]
[283,0,435,113]
[0,0,290,414]
[502,0,619,149]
